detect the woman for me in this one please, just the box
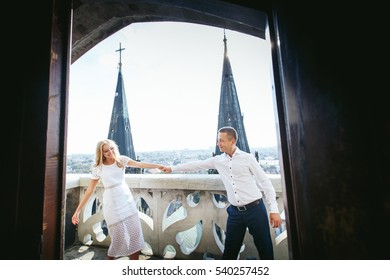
[72,139,165,260]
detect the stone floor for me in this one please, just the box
[63,243,162,260]
[63,243,219,260]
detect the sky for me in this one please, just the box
[67,22,279,155]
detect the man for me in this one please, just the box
[164,126,282,260]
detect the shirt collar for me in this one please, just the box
[224,147,241,158]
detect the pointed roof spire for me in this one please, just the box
[214,30,251,156]
[108,43,137,173]
[223,29,227,52]
[116,42,125,69]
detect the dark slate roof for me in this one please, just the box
[214,32,250,155]
[107,44,136,161]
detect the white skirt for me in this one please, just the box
[107,214,145,258]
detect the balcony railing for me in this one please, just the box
[65,174,288,260]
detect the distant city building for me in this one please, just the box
[66,147,279,174]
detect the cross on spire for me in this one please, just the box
[116,42,125,68]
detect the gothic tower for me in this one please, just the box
[107,43,137,172]
[214,31,251,156]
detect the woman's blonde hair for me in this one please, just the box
[94,139,124,169]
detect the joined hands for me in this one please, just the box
[158,165,172,173]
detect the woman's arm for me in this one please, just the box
[126,158,164,170]
[71,178,99,225]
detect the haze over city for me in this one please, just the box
[67,22,278,155]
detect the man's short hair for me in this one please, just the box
[218,126,238,141]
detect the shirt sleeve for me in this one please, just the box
[120,155,131,166]
[171,157,215,172]
[248,154,279,213]
[91,164,101,180]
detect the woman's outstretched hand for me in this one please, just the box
[159,166,172,173]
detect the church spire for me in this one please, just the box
[116,42,125,70]
[107,43,137,172]
[214,30,251,156]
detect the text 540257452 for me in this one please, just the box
[215,266,270,276]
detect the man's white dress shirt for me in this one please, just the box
[171,148,279,213]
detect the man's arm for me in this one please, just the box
[249,154,279,213]
[167,157,215,173]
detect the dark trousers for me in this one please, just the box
[222,199,274,260]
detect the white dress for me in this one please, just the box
[91,156,144,258]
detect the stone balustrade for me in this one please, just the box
[65,174,288,259]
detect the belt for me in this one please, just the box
[231,199,261,211]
